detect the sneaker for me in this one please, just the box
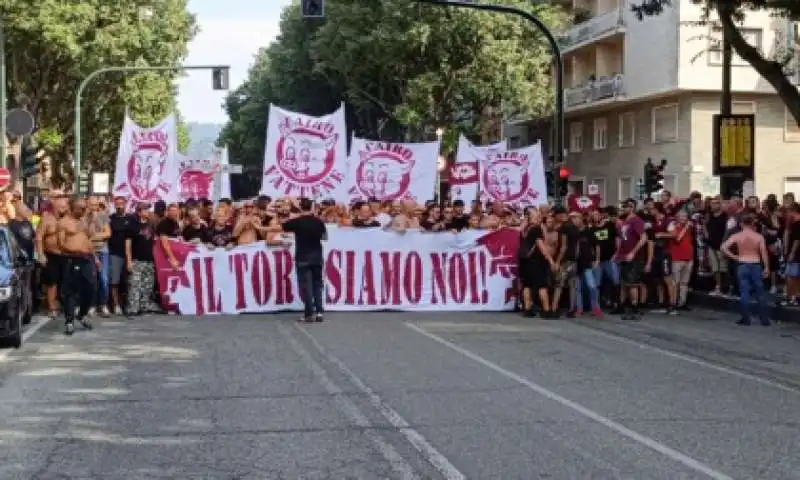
[113,307,123,316]
[667,308,679,316]
[87,307,96,317]
[651,308,667,314]
[709,289,722,296]
[79,317,93,330]
[315,313,324,323]
[49,310,58,319]
[591,307,603,318]
[64,322,75,336]
[100,307,111,317]
[574,309,584,316]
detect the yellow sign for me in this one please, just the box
[718,116,753,168]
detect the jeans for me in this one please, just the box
[593,260,620,287]
[95,251,110,307]
[736,263,768,323]
[297,262,324,318]
[60,256,97,323]
[575,268,599,311]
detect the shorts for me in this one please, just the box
[707,249,728,274]
[110,254,126,285]
[620,259,645,286]
[651,250,672,278]
[786,263,800,278]
[553,261,577,288]
[41,253,63,286]
[672,260,693,285]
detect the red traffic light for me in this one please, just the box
[559,167,571,179]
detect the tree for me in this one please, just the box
[630,0,800,125]
[219,0,566,197]
[4,0,196,187]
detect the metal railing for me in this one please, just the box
[557,7,625,50]
[564,74,625,107]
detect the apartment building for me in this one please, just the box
[504,0,800,202]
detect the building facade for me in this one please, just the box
[504,0,800,202]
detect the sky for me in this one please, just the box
[176,0,293,125]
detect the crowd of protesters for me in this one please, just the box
[5,187,799,332]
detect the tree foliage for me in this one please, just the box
[218,0,565,196]
[4,0,196,188]
[631,0,800,125]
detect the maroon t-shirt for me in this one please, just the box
[616,215,646,260]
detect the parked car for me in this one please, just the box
[0,225,27,348]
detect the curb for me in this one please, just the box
[689,292,799,323]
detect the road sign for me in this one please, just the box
[6,108,35,136]
[712,113,755,178]
[0,168,11,189]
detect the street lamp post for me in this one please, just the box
[73,64,230,192]
[0,21,7,170]
[416,0,565,170]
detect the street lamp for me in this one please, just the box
[73,64,230,192]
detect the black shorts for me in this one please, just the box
[41,253,63,286]
[620,259,645,286]
[651,250,672,278]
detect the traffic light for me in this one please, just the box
[557,166,571,198]
[212,67,229,90]
[20,135,40,179]
[301,0,324,17]
[643,158,667,196]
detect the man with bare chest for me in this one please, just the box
[57,197,97,335]
[36,194,69,318]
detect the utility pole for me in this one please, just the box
[73,64,230,193]
[0,21,7,170]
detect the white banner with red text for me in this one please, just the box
[155,227,521,315]
[260,103,349,201]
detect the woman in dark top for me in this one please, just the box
[517,208,537,316]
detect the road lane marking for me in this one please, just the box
[277,323,421,480]
[0,316,52,361]
[293,322,466,480]
[574,322,800,395]
[405,322,735,480]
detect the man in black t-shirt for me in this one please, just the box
[267,198,327,322]
[124,203,161,316]
[155,204,181,271]
[109,196,134,314]
[590,207,620,309]
[552,207,580,316]
[181,207,207,243]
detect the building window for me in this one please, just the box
[708,27,763,66]
[785,177,800,195]
[509,135,521,148]
[569,122,583,152]
[663,174,677,196]
[618,176,633,201]
[652,104,678,144]
[593,118,608,150]
[618,112,635,147]
[784,107,800,142]
[591,178,607,204]
[731,101,756,114]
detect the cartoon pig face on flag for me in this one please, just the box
[355,150,414,200]
[180,169,214,200]
[276,119,337,184]
[127,142,167,201]
[483,156,529,202]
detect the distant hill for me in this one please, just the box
[185,122,223,159]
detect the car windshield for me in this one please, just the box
[0,227,13,268]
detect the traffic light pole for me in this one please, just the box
[416,0,565,170]
[73,64,229,193]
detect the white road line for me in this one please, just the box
[576,323,800,395]
[277,323,420,480]
[293,323,466,480]
[405,322,735,480]
[0,316,52,361]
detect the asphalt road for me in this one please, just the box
[1,308,800,479]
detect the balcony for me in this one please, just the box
[564,74,625,109]
[558,8,625,53]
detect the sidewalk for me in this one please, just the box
[689,291,800,323]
